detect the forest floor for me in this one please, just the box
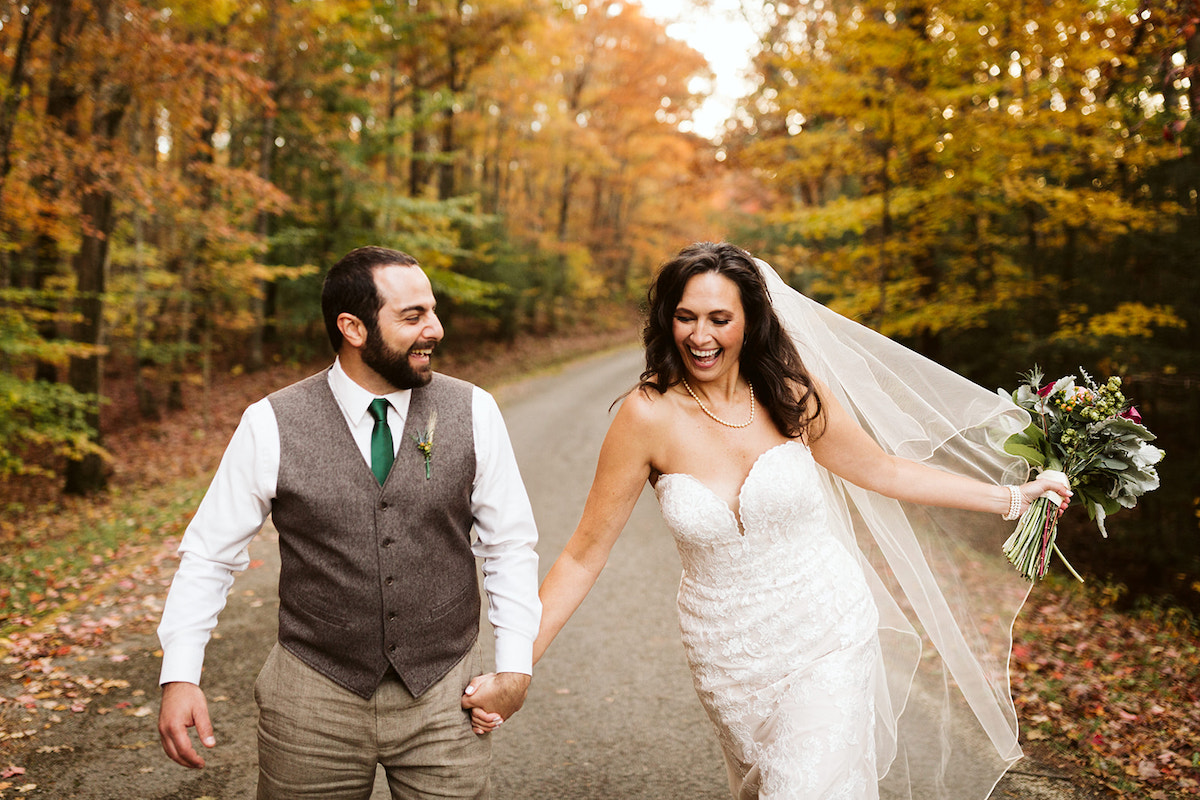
[1,325,1198,799]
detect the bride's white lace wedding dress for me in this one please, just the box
[655,440,882,800]
[643,257,1035,799]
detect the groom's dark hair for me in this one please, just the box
[322,246,419,352]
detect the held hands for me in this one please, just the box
[460,671,531,735]
[158,681,216,768]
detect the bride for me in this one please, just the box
[468,241,1069,799]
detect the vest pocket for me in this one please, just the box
[290,590,352,627]
[421,583,479,628]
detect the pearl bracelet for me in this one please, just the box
[1002,485,1023,521]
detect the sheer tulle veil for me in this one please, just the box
[754,258,1034,798]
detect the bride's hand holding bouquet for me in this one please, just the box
[999,367,1164,582]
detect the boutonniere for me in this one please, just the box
[413,410,436,479]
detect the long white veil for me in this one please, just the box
[755,258,1033,798]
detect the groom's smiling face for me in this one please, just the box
[361,264,444,391]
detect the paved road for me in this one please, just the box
[483,347,728,799]
[1,347,1097,799]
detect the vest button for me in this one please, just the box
[381,538,392,548]
[380,501,389,510]
[387,611,396,620]
[388,644,396,653]
[385,576,394,585]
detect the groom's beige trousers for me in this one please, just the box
[254,642,491,800]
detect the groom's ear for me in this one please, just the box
[337,313,368,350]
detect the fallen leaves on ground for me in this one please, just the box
[1012,581,1200,799]
[0,537,173,754]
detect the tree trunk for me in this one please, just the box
[64,0,129,494]
[132,213,158,420]
[437,1,462,201]
[129,105,158,420]
[64,185,113,494]
[0,1,44,198]
[249,0,281,371]
[438,106,457,201]
[31,0,83,384]
[169,74,220,409]
[168,252,192,411]
[410,59,430,196]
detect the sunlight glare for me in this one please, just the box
[638,0,758,140]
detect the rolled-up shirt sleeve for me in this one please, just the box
[156,399,278,686]
[469,387,541,676]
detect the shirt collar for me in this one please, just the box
[329,357,412,426]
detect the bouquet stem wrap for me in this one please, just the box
[1001,469,1083,582]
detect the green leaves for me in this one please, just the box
[0,373,104,480]
[0,290,107,479]
[1003,422,1050,468]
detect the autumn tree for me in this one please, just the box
[472,1,714,317]
[733,0,1191,361]
[0,1,101,478]
[0,0,283,486]
[730,0,1198,599]
[0,0,725,494]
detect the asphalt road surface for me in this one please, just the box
[1,347,1098,799]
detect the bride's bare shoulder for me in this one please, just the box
[615,379,678,428]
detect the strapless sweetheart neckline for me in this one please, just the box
[655,440,805,532]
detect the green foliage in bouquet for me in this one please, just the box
[999,367,1164,581]
[1003,367,1163,535]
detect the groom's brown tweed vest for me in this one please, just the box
[267,370,478,699]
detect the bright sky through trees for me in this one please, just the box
[637,0,758,138]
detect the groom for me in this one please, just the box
[156,246,541,798]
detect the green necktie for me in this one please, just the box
[367,398,394,485]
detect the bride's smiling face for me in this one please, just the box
[673,271,746,382]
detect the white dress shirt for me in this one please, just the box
[157,358,541,686]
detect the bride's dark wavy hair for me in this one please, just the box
[638,242,823,440]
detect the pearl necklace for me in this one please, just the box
[681,378,756,429]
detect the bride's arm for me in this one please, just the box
[532,390,659,664]
[808,378,1071,515]
[467,392,658,732]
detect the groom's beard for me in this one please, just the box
[360,326,435,391]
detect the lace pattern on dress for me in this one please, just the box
[656,441,881,799]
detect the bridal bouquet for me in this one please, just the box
[999,367,1164,582]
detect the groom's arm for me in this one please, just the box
[465,387,541,730]
[157,400,277,765]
